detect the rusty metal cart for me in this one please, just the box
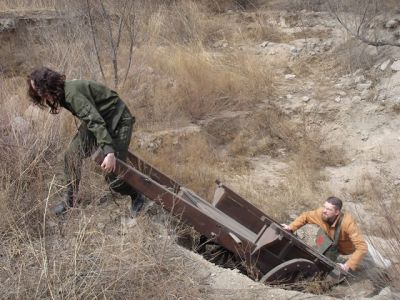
[93,150,344,285]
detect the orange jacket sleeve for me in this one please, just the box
[343,218,368,270]
[288,208,322,232]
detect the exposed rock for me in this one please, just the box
[11,116,29,134]
[357,82,372,91]
[360,89,370,100]
[354,75,366,84]
[0,18,16,32]
[380,59,391,71]
[213,40,228,48]
[285,74,296,80]
[390,60,400,71]
[384,18,400,29]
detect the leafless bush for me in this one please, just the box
[0,210,203,299]
[348,175,400,290]
[327,0,400,47]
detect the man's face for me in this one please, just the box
[322,201,340,223]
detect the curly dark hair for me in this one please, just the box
[27,67,66,114]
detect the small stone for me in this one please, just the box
[47,220,57,228]
[337,90,346,96]
[385,19,400,29]
[357,82,372,91]
[0,18,16,32]
[290,47,299,53]
[352,96,362,102]
[285,74,296,80]
[335,83,343,89]
[286,94,293,99]
[380,59,391,71]
[391,60,400,71]
[360,90,370,100]
[335,96,341,103]
[121,217,137,228]
[354,75,365,84]
[260,41,269,48]
[302,96,310,102]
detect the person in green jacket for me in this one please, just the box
[27,67,144,215]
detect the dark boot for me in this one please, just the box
[130,193,145,216]
[53,188,74,215]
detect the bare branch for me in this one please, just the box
[86,0,106,82]
[115,0,129,49]
[327,0,400,48]
[99,0,118,87]
[123,7,136,86]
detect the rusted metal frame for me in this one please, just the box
[260,258,320,284]
[275,227,334,267]
[215,180,279,224]
[93,150,259,262]
[213,182,269,233]
[278,240,294,260]
[93,150,346,280]
[127,151,181,193]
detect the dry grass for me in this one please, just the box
[347,174,400,290]
[0,209,203,299]
[141,46,274,122]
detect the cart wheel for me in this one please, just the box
[260,258,319,284]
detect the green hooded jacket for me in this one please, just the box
[63,80,127,154]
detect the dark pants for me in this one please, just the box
[64,108,137,202]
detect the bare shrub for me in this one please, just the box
[0,77,64,235]
[347,175,400,290]
[136,133,221,200]
[140,46,274,124]
[0,210,203,299]
[334,39,377,73]
[0,0,55,10]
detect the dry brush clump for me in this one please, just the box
[0,76,66,235]
[142,46,274,123]
[0,209,204,299]
[348,175,400,290]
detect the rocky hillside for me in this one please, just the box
[0,1,399,299]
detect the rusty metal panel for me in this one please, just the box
[213,181,276,234]
[127,151,181,193]
[92,149,340,283]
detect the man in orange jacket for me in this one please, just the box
[282,196,390,296]
[282,196,367,272]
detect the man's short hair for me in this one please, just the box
[326,196,343,211]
